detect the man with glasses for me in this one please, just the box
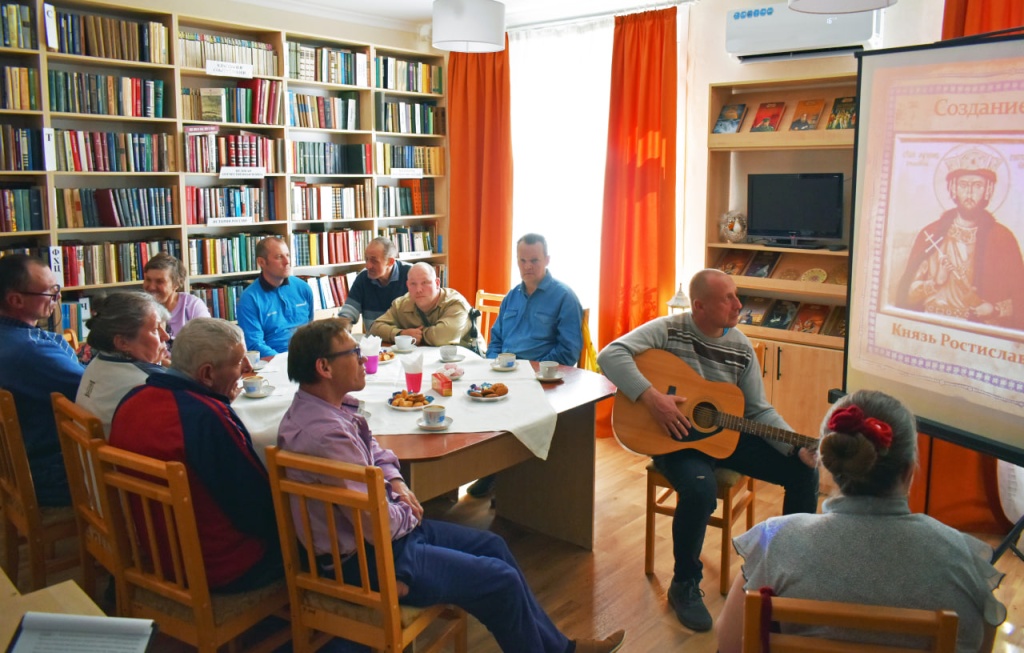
[0,254,84,506]
[109,318,282,592]
[337,236,411,333]
[277,319,625,653]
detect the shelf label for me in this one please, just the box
[49,247,63,277]
[206,216,256,226]
[219,166,266,179]
[42,128,57,171]
[390,168,423,179]
[44,4,58,50]
[206,60,254,79]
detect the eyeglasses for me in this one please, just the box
[17,287,62,301]
[321,347,361,361]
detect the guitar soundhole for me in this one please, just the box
[692,402,719,432]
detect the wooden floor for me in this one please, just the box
[8,435,1024,651]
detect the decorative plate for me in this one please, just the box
[829,267,848,285]
[778,268,800,281]
[719,210,748,243]
[801,268,828,283]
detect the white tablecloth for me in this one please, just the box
[233,346,558,460]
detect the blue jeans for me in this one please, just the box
[653,433,819,583]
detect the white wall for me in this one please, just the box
[678,0,945,284]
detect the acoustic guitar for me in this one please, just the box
[611,349,818,457]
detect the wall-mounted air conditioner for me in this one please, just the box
[726,3,882,63]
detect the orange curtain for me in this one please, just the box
[942,0,1024,39]
[446,36,514,302]
[597,8,677,351]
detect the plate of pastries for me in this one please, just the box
[388,391,434,410]
[467,382,509,402]
[378,349,396,364]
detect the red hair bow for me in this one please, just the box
[827,405,893,450]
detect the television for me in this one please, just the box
[747,173,844,247]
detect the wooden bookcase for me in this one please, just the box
[0,0,447,331]
[705,74,855,438]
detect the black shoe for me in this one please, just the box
[667,578,712,632]
[466,475,496,498]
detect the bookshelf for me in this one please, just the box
[705,74,855,439]
[0,0,447,335]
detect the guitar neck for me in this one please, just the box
[715,412,818,450]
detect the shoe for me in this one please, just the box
[574,629,625,653]
[668,578,713,632]
[466,474,496,498]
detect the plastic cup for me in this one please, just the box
[405,371,423,393]
[364,354,379,374]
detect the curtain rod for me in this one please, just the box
[507,0,691,32]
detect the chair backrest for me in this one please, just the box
[62,329,79,351]
[742,590,960,653]
[577,307,592,369]
[475,290,505,346]
[52,394,107,523]
[0,389,43,537]
[265,446,407,648]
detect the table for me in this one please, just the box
[0,579,105,647]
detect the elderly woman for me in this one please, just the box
[717,390,1005,653]
[143,252,210,343]
[75,291,170,436]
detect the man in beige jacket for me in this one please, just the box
[369,262,478,349]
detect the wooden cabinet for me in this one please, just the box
[751,338,843,438]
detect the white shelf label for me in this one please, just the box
[206,216,256,226]
[42,128,56,171]
[390,168,423,179]
[49,246,63,276]
[219,166,266,179]
[43,4,58,50]
[205,60,254,78]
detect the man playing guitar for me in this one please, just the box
[598,269,819,633]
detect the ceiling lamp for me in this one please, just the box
[789,0,896,13]
[432,0,506,53]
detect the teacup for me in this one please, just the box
[242,375,269,395]
[496,353,516,368]
[440,345,458,361]
[245,350,260,367]
[539,361,559,379]
[395,335,415,350]
[422,404,446,426]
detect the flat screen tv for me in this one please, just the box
[747,173,844,247]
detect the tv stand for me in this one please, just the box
[770,242,825,249]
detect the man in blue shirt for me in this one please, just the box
[0,254,85,506]
[236,236,313,357]
[337,237,411,333]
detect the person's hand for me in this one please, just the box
[399,327,424,343]
[391,479,423,521]
[639,387,691,441]
[798,447,818,468]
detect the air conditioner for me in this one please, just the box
[725,3,882,63]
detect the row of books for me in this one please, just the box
[61,239,181,287]
[291,228,374,267]
[286,91,360,131]
[374,143,445,176]
[289,141,371,175]
[177,30,278,76]
[376,183,432,218]
[375,96,445,136]
[287,42,369,87]
[182,79,283,125]
[1,2,34,49]
[373,57,443,95]
[190,282,246,322]
[54,10,169,64]
[379,226,433,257]
[61,296,92,343]
[739,296,847,338]
[2,65,38,111]
[187,232,272,277]
[55,187,174,229]
[48,70,165,118]
[712,97,857,134]
[0,186,42,232]
[290,180,373,221]
[0,126,40,171]
[54,129,175,173]
[182,126,283,173]
[184,184,277,225]
[305,273,355,311]
[715,249,846,285]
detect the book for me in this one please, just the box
[749,102,785,132]
[788,98,825,131]
[826,96,857,130]
[199,87,226,122]
[742,250,780,278]
[821,305,848,337]
[788,303,832,334]
[762,300,799,330]
[712,103,747,134]
[714,249,754,276]
[738,296,775,327]
[8,611,156,653]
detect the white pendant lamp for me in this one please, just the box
[432,0,506,53]
[789,0,896,13]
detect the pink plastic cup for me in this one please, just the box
[405,371,423,393]
[364,354,379,374]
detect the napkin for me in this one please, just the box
[362,334,381,357]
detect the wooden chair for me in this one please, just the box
[742,590,959,653]
[0,389,78,591]
[475,289,505,346]
[266,446,467,653]
[94,444,290,653]
[578,307,592,368]
[62,329,79,351]
[51,393,121,612]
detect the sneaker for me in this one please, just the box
[668,578,713,632]
[574,629,625,653]
[466,474,496,498]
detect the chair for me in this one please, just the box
[51,393,122,612]
[265,446,467,653]
[644,341,767,596]
[62,329,79,351]
[94,444,290,653]
[474,289,505,346]
[578,307,592,369]
[742,589,959,653]
[0,389,78,591]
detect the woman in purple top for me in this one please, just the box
[143,253,210,344]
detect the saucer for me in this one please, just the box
[490,362,518,372]
[536,371,564,383]
[440,354,465,363]
[393,345,417,354]
[242,385,275,399]
[417,416,453,431]
[252,360,268,371]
